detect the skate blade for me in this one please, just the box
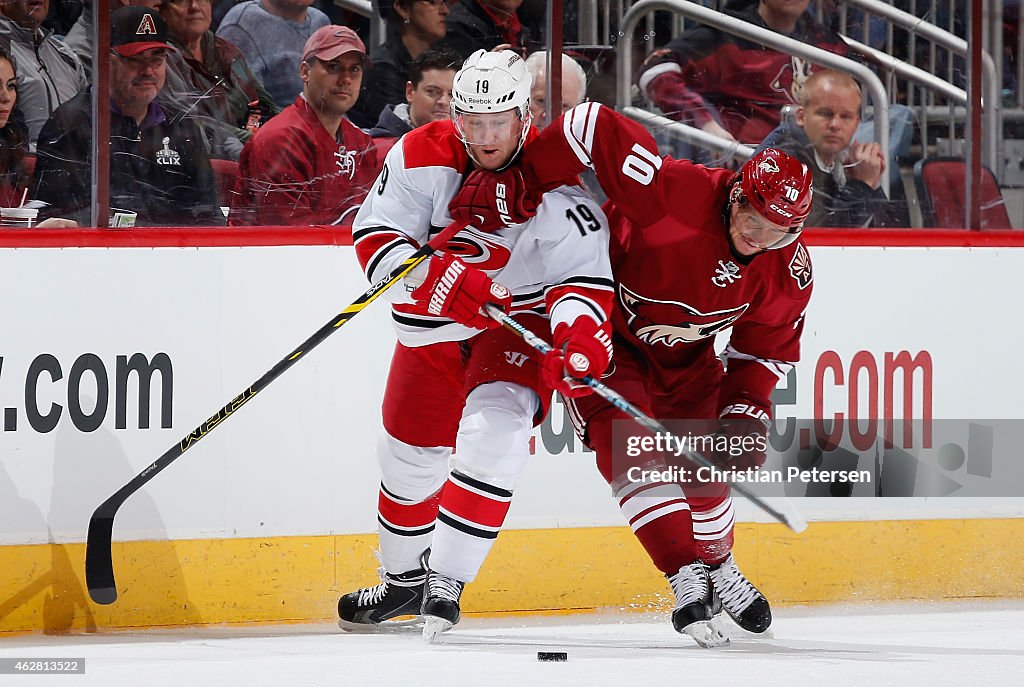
[422,615,453,644]
[710,613,775,639]
[681,620,730,648]
[338,616,423,634]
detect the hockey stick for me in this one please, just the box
[483,304,808,534]
[85,220,469,605]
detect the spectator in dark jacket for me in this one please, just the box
[758,69,902,227]
[368,46,458,157]
[347,0,450,128]
[159,0,278,160]
[31,6,224,226]
[441,0,542,61]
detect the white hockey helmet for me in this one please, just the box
[451,49,533,163]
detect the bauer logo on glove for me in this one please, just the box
[542,318,614,398]
[567,352,592,375]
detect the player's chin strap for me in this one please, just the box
[482,303,808,534]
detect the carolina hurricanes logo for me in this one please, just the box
[619,284,748,346]
[441,226,513,272]
[788,243,813,290]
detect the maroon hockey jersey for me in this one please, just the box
[522,103,813,414]
[231,96,378,226]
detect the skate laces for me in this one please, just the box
[427,573,463,602]
[710,555,758,612]
[668,561,710,608]
[357,579,389,606]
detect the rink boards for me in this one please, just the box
[1,229,1023,632]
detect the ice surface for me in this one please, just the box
[1,601,1022,686]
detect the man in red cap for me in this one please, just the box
[31,5,224,226]
[230,25,379,226]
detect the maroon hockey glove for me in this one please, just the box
[449,167,539,233]
[710,402,771,471]
[543,318,614,398]
[411,252,512,330]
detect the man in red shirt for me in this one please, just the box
[230,25,378,226]
[451,102,814,648]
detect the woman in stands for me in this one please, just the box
[347,0,450,128]
[0,47,76,228]
[159,0,279,161]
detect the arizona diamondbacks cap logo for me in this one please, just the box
[136,13,158,36]
[619,284,748,346]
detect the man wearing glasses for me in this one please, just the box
[31,5,224,226]
[230,25,377,225]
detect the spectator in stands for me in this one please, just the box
[636,0,848,146]
[524,49,606,203]
[0,44,76,226]
[0,0,88,148]
[159,0,278,161]
[42,1,82,36]
[216,0,329,109]
[367,46,459,157]
[524,51,587,128]
[442,0,543,60]
[32,6,224,226]
[347,0,450,128]
[231,25,378,226]
[758,69,901,227]
[64,1,160,79]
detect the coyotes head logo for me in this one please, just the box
[619,284,748,346]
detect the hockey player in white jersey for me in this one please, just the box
[339,49,615,641]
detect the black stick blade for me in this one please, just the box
[86,511,117,604]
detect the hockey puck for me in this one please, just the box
[537,651,568,662]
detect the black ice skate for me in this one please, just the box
[421,569,465,643]
[708,553,772,634]
[668,560,729,648]
[337,566,426,631]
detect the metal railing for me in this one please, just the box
[616,0,892,195]
[841,0,1000,174]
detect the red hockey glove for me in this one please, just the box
[410,252,512,330]
[449,167,539,232]
[542,318,614,398]
[709,402,772,471]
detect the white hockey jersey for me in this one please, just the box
[353,120,614,347]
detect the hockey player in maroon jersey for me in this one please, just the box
[338,50,614,641]
[449,102,814,647]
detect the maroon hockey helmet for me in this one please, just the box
[738,148,813,230]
